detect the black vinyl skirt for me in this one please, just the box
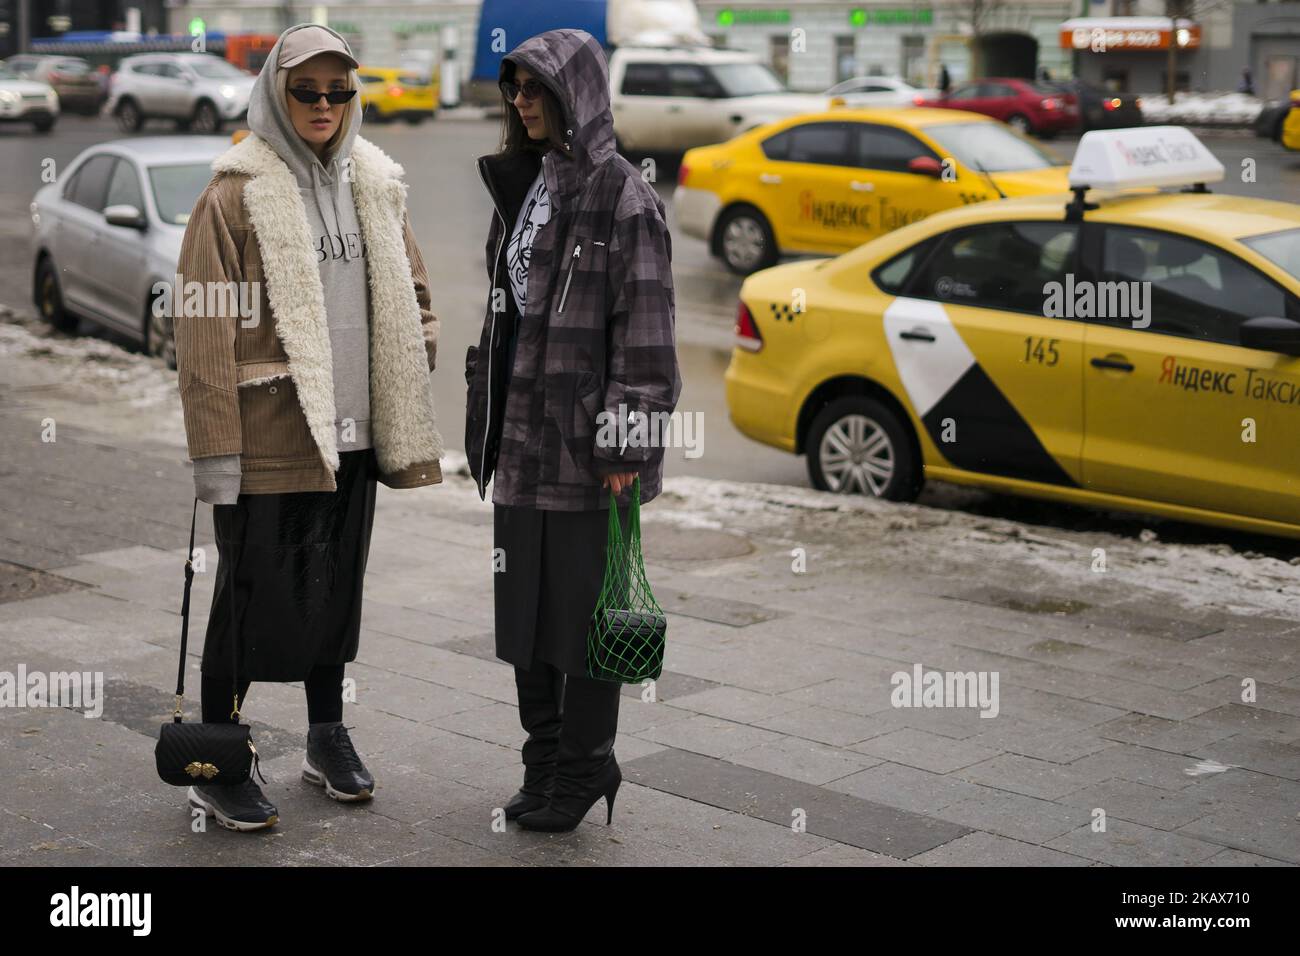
[201,449,378,682]
[493,502,629,676]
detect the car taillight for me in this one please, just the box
[735,302,763,352]
[1135,97,1143,109]
[912,94,925,105]
[677,163,690,187]
[1103,98,1122,111]
[388,86,403,97]
[1041,97,1061,110]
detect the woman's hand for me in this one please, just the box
[601,471,637,495]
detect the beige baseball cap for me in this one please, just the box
[278,25,359,70]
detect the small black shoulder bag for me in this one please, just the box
[155,499,264,787]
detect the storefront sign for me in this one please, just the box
[850,8,934,27]
[1060,19,1201,52]
[716,9,792,26]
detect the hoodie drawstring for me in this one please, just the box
[311,160,349,263]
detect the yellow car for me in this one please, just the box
[725,127,1300,539]
[1282,91,1300,150]
[675,107,1071,275]
[357,66,438,124]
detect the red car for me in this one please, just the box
[920,78,1078,138]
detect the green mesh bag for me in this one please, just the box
[586,475,667,683]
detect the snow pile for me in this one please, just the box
[657,475,1300,620]
[1140,92,1263,127]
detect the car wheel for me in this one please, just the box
[362,103,380,123]
[116,98,143,133]
[34,257,77,333]
[32,116,55,133]
[1007,113,1033,135]
[145,290,176,370]
[716,205,778,276]
[190,100,221,134]
[806,396,921,500]
[402,114,424,126]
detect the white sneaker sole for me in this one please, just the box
[301,756,373,802]
[187,786,278,832]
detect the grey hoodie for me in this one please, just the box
[194,23,371,503]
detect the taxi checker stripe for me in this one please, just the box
[883,297,1076,488]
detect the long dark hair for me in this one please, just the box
[498,63,569,158]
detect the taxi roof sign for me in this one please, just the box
[1067,126,1224,191]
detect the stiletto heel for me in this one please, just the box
[518,759,621,832]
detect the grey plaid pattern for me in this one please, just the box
[465,29,681,511]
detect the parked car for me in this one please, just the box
[4,54,104,114]
[1043,79,1142,132]
[1258,89,1300,143]
[609,45,831,154]
[676,108,1068,274]
[919,78,1078,137]
[30,137,228,367]
[106,53,256,134]
[0,65,58,132]
[826,75,937,108]
[357,66,439,124]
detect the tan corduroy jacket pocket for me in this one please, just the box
[235,361,318,466]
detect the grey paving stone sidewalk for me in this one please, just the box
[1,355,1298,866]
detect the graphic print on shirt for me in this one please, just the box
[507,175,550,312]
[315,231,366,262]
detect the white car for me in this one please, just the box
[106,53,255,134]
[0,65,58,132]
[610,46,831,153]
[826,75,937,108]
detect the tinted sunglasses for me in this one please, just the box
[287,87,358,106]
[500,78,545,102]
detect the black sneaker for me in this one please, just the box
[302,724,374,802]
[188,780,279,832]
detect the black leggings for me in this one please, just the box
[201,665,345,725]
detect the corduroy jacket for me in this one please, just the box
[175,133,444,494]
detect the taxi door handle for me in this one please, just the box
[850,180,875,192]
[900,329,935,343]
[1091,356,1134,372]
[759,173,782,185]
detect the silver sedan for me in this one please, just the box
[30,136,227,368]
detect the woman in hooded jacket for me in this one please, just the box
[466,29,682,832]
[174,23,443,832]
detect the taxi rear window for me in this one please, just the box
[1241,228,1300,282]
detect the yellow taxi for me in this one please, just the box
[674,107,1071,275]
[357,66,439,124]
[1282,91,1300,150]
[725,127,1300,538]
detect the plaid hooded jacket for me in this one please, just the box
[465,29,681,511]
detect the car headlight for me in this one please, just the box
[220,85,236,98]
[0,90,18,104]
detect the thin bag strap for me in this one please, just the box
[172,499,243,723]
[171,498,199,722]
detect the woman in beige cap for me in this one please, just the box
[174,23,443,832]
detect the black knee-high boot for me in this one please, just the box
[508,661,565,819]
[517,674,622,832]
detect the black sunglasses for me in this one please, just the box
[500,78,545,102]
[287,87,358,106]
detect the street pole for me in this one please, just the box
[1166,2,1177,103]
[17,0,28,52]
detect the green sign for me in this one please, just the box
[188,17,205,35]
[716,9,792,26]
[849,8,934,26]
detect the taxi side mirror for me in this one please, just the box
[908,156,943,178]
[1240,316,1300,356]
